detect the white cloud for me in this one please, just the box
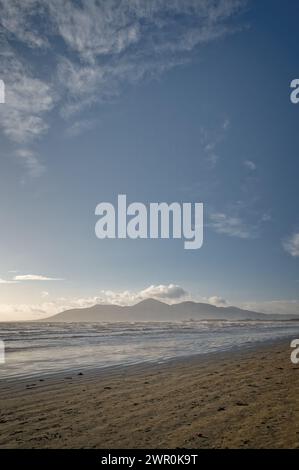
[244,160,256,171]
[207,295,228,307]
[139,284,188,300]
[13,274,64,281]
[209,212,254,239]
[15,149,45,177]
[283,232,299,257]
[98,284,189,306]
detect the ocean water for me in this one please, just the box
[0,320,298,379]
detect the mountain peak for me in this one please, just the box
[134,298,166,307]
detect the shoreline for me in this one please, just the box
[0,338,298,448]
[1,334,297,384]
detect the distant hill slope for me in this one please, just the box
[40,298,299,322]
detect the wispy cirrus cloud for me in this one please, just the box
[54,0,247,117]
[13,274,64,281]
[65,119,98,138]
[209,211,255,239]
[0,48,55,144]
[0,0,247,175]
[15,149,45,177]
[47,0,246,64]
[0,0,49,48]
[244,159,256,171]
[283,232,299,257]
[199,118,231,168]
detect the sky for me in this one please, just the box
[0,0,299,320]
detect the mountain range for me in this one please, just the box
[40,298,299,322]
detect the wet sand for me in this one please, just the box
[0,340,298,448]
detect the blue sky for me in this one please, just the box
[0,0,298,320]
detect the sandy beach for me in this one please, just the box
[0,340,298,449]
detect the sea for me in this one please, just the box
[0,320,298,379]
